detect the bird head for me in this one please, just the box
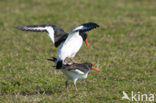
[72,22,99,49]
[85,62,100,72]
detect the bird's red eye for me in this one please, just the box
[89,64,92,66]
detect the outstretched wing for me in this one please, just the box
[17,25,68,47]
[66,22,99,41]
[71,22,99,33]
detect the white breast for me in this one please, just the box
[58,32,83,61]
[61,69,89,81]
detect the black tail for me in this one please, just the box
[56,60,62,69]
[47,57,57,63]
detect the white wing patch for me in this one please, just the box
[72,26,83,32]
[66,25,86,39]
[71,69,85,75]
[45,26,55,43]
[71,25,86,33]
[23,26,46,31]
[19,26,55,44]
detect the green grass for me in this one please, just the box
[0,0,156,102]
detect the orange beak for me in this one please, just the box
[85,40,89,49]
[91,67,100,72]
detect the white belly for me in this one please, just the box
[61,69,89,81]
[58,32,83,60]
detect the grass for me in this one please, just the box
[0,0,156,102]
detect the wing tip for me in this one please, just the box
[16,26,30,31]
[82,22,100,28]
[16,26,24,31]
[16,25,47,32]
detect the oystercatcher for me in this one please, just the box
[48,57,100,90]
[17,22,99,69]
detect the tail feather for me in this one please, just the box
[47,57,63,69]
[17,25,47,32]
[56,60,62,69]
[47,57,57,63]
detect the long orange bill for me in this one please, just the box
[91,67,100,72]
[85,40,89,49]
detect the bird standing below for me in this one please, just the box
[17,22,99,69]
[48,57,100,91]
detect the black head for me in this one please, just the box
[73,22,99,41]
[84,62,93,69]
[79,32,87,41]
[84,62,100,71]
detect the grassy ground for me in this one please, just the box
[0,0,156,102]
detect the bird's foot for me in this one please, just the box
[65,81,69,92]
[64,60,73,66]
[74,83,78,91]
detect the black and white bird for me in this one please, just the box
[48,57,100,90]
[17,22,99,69]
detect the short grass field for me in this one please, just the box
[0,0,156,102]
